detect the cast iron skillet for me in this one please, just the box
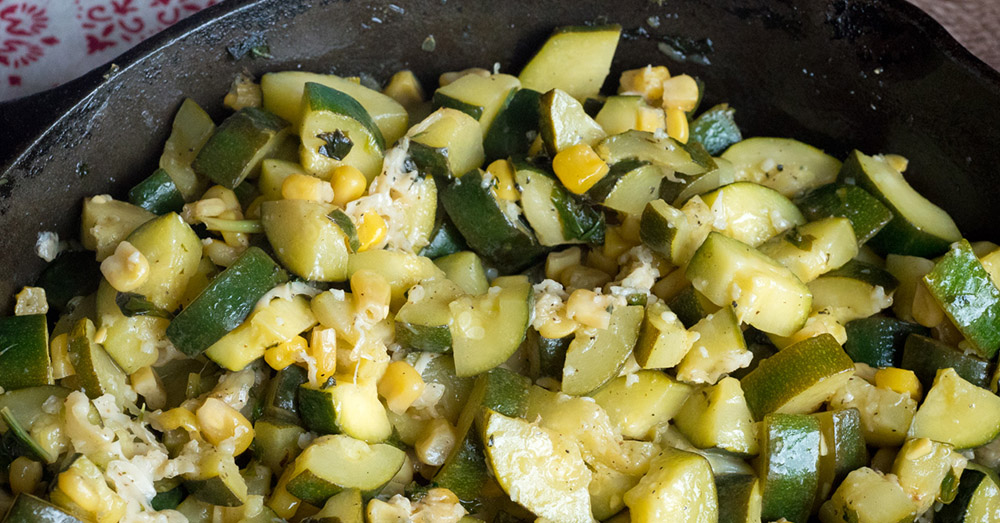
[0,0,998,315]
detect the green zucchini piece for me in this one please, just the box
[538,88,607,154]
[808,259,898,323]
[514,161,604,246]
[68,318,133,406]
[403,353,475,424]
[166,246,287,357]
[588,461,640,521]
[633,300,698,369]
[715,474,761,523]
[530,331,571,380]
[699,181,805,247]
[126,212,203,311]
[261,362,307,422]
[0,314,50,390]
[450,276,532,377]
[299,82,385,180]
[419,214,468,259]
[676,306,751,385]
[812,409,867,504]
[298,382,391,443]
[659,157,738,207]
[597,163,668,217]
[829,375,916,447]
[433,73,520,133]
[561,304,644,395]
[518,24,621,101]
[592,370,692,440]
[306,488,364,523]
[922,239,1000,359]
[438,168,545,273]
[174,496,212,523]
[253,416,305,473]
[482,409,593,523]
[128,168,186,215]
[757,216,858,283]
[686,232,811,336]
[80,195,155,261]
[192,107,289,189]
[674,376,758,455]
[261,199,350,282]
[484,88,542,161]
[94,280,165,374]
[757,413,821,523]
[908,368,1000,449]
[796,183,894,245]
[623,447,718,523]
[261,71,409,145]
[741,334,855,419]
[285,434,406,506]
[892,437,968,513]
[407,107,484,179]
[595,130,710,175]
[689,103,742,156]
[150,486,185,511]
[433,367,530,502]
[839,150,961,256]
[346,249,444,308]
[843,315,929,368]
[0,406,52,463]
[0,386,69,434]
[666,285,719,328]
[721,136,841,198]
[640,197,713,266]
[184,449,248,507]
[34,251,101,314]
[885,253,936,323]
[433,251,489,296]
[159,98,215,200]
[3,493,82,523]
[395,278,464,353]
[901,333,990,390]
[935,466,1000,523]
[817,467,920,523]
[594,95,646,135]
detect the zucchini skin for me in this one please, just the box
[3,493,83,522]
[842,315,928,368]
[901,333,990,390]
[0,315,50,391]
[192,107,289,189]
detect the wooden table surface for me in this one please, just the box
[907,0,1000,70]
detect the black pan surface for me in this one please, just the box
[0,0,998,315]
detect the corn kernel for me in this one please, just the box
[357,211,388,252]
[265,335,308,371]
[619,65,671,101]
[486,159,520,201]
[203,186,242,215]
[378,360,426,414]
[50,333,75,379]
[545,247,582,281]
[183,197,228,222]
[566,289,612,330]
[281,173,335,203]
[331,165,368,207]
[309,328,338,384]
[424,487,461,506]
[415,418,456,466]
[14,286,48,316]
[661,74,700,111]
[158,407,200,434]
[635,105,667,132]
[383,70,426,111]
[665,106,689,144]
[438,67,490,87]
[884,153,909,173]
[552,143,610,194]
[197,397,254,455]
[131,366,166,411]
[100,240,150,292]
[875,367,923,401]
[352,270,392,323]
[537,310,579,339]
[58,469,101,513]
[10,456,42,495]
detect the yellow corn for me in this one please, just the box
[100,240,150,292]
[635,105,667,133]
[552,143,610,194]
[158,407,200,434]
[875,367,923,401]
[183,197,228,221]
[486,159,519,201]
[661,74,700,111]
[545,247,582,281]
[438,67,490,87]
[618,65,671,101]
[267,468,301,520]
[537,309,579,339]
[58,468,101,513]
[50,333,75,379]
[665,106,689,144]
[357,211,388,252]
[14,286,48,316]
[281,173,335,203]
[383,70,425,111]
[9,456,42,495]
[352,270,392,323]
[265,335,307,371]
[566,289,613,330]
[331,165,368,207]
[131,366,166,411]
[415,418,456,466]
[197,397,254,455]
[378,360,426,414]
[884,153,909,173]
[309,328,338,384]
[203,185,242,215]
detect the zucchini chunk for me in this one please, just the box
[633,300,699,369]
[676,306,752,385]
[68,318,134,407]
[433,73,520,133]
[0,314,50,391]
[591,370,692,440]
[159,98,216,200]
[433,251,489,296]
[829,375,916,447]
[623,447,718,523]
[597,163,669,217]
[285,434,405,506]
[715,474,761,523]
[901,333,990,389]
[595,95,662,135]
[125,212,203,311]
[308,488,364,523]
[299,82,385,180]
[892,438,967,513]
[796,183,894,245]
[254,417,306,473]
[483,88,542,161]
[184,449,248,507]
[922,239,1000,359]
[689,103,742,156]
[204,294,316,371]
[673,376,758,456]
[166,247,287,357]
[839,149,961,256]
[757,216,858,282]
[721,137,841,198]
[660,156,738,206]
[80,196,155,261]
[518,24,622,101]
[757,413,821,523]
[908,368,1000,449]
[395,278,465,353]
[514,161,604,246]
[538,88,607,154]
[261,199,350,282]
[450,276,532,377]
[812,409,867,503]
[818,467,920,523]
[741,334,855,418]
[640,197,713,266]
[687,232,812,336]
[699,181,805,247]
[843,315,928,368]
[808,259,898,323]
[95,280,166,374]
[346,250,444,308]
[407,107,484,179]
[128,168,186,215]
[298,382,391,443]
[5,493,83,522]
[419,214,468,259]
[192,107,289,189]
[561,304,644,395]
[667,285,720,328]
[595,130,711,176]
[935,465,1000,523]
